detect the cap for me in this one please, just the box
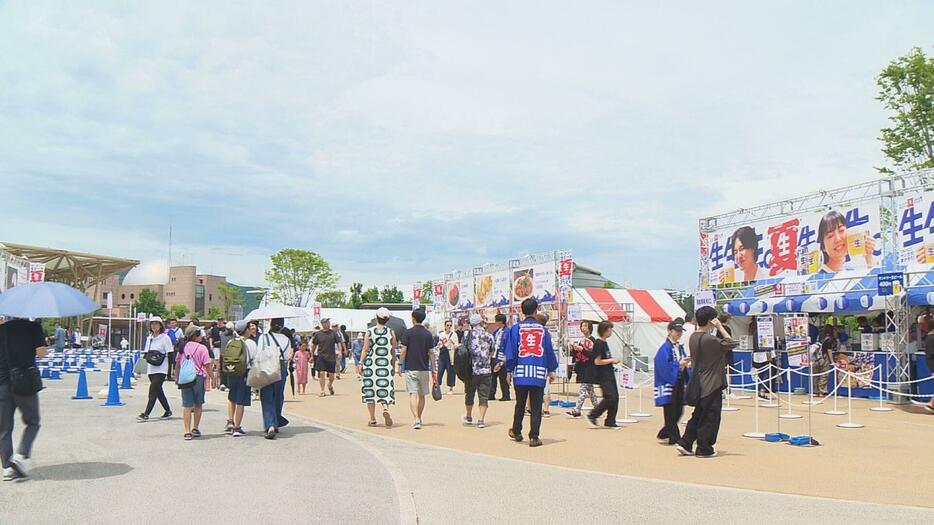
[320,317,331,323]
[184,323,203,339]
[469,313,482,326]
[234,320,249,333]
[667,321,684,332]
[376,307,391,319]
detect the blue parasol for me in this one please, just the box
[0,282,100,318]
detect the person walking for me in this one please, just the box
[400,309,434,430]
[503,298,558,448]
[463,314,495,428]
[811,326,836,397]
[655,321,689,445]
[436,320,459,394]
[0,317,47,482]
[312,319,340,396]
[259,319,292,439]
[174,325,213,440]
[217,321,236,392]
[924,325,934,413]
[676,306,738,458]
[566,320,598,418]
[489,314,511,402]
[585,321,622,429]
[225,321,257,437]
[351,334,364,377]
[137,317,173,421]
[293,340,311,395]
[359,309,396,427]
[52,323,66,354]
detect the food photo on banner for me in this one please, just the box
[702,203,883,288]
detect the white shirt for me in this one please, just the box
[244,338,258,365]
[438,331,459,351]
[144,333,174,375]
[682,323,697,337]
[258,332,292,362]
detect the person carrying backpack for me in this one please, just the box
[224,321,258,437]
[174,324,213,441]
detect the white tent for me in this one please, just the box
[572,288,686,368]
[285,307,414,334]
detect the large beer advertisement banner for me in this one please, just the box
[511,261,558,304]
[896,190,934,270]
[702,202,882,288]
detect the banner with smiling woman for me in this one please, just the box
[701,202,883,288]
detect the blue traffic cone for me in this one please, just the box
[49,369,62,380]
[72,369,93,400]
[84,355,95,368]
[41,367,50,379]
[120,359,133,389]
[111,359,122,377]
[101,370,125,406]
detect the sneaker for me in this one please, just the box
[565,410,581,418]
[10,454,29,479]
[542,411,552,418]
[586,417,600,429]
[383,410,393,428]
[232,427,246,437]
[508,429,523,442]
[477,420,486,429]
[657,437,670,444]
[413,420,422,430]
[675,444,694,456]
[448,387,454,395]
[224,420,235,433]
[161,411,172,419]
[136,413,149,422]
[604,423,622,430]
[696,451,719,459]
[462,415,473,426]
[2,467,16,482]
[219,385,228,392]
[529,437,543,448]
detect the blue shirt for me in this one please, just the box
[503,318,558,388]
[54,327,66,348]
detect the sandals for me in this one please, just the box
[184,433,193,441]
[368,420,378,427]
[319,392,327,397]
[328,386,335,395]
[265,428,276,440]
[191,429,201,438]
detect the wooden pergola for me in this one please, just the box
[1,242,139,301]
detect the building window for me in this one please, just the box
[130,293,135,299]
[209,294,212,301]
[121,293,125,300]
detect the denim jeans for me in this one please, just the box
[260,361,290,431]
[437,350,456,388]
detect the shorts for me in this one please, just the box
[405,370,431,395]
[181,375,206,408]
[227,373,252,406]
[465,374,493,407]
[315,359,336,373]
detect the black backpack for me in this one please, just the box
[453,330,474,382]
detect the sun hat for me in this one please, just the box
[469,313,483,326]
[149,316,165,328]
[225,321,235,330]
[184,323,203,339]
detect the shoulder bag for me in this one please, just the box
[144,335,167,366]
[3,329,44,395]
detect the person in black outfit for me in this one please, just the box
[0,318,47,481]
[489,314,511,401]
[585,321,621,429]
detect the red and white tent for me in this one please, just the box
[573,288,686,366]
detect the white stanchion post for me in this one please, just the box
[631,377,651,418]
[723,366,739,412]
[733,360,752,399]
[779,367,801,419]
[803,363,822,406]
[825,366,846,416]
[761,363,779,408]
[837,371,864,428]
[619,386,638,424]
[870,364,893,413]
[743,372,765,439]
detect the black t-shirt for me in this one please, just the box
[210,326,222,348]
[924,334,934,359]
[574,336,597,382]
[401,325,434,371]
[588,338,616,385]
[0,319,46,384]
[313,330,339,362]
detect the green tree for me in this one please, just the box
[316,290,348,308]
[876,47,934,172]
[168,304,190,319]
[265,249,340,306]
[674,293,694,317]
[420,281,433,304]
[206,306,223,320]
[380,285,404,303]
[349,282,364,309]
[133,288,167,318]
[217,282,244,318]
[361,286,380,304]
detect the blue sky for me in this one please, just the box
[1,1,931,293]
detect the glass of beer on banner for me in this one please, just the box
[847,229,867,262]
[724,264,735,284]
[925,244,934,264]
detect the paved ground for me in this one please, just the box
[1,372,932,524]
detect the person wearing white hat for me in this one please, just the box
[462,314,495,428]
[359,308,396,427]
[137,317,174,422]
